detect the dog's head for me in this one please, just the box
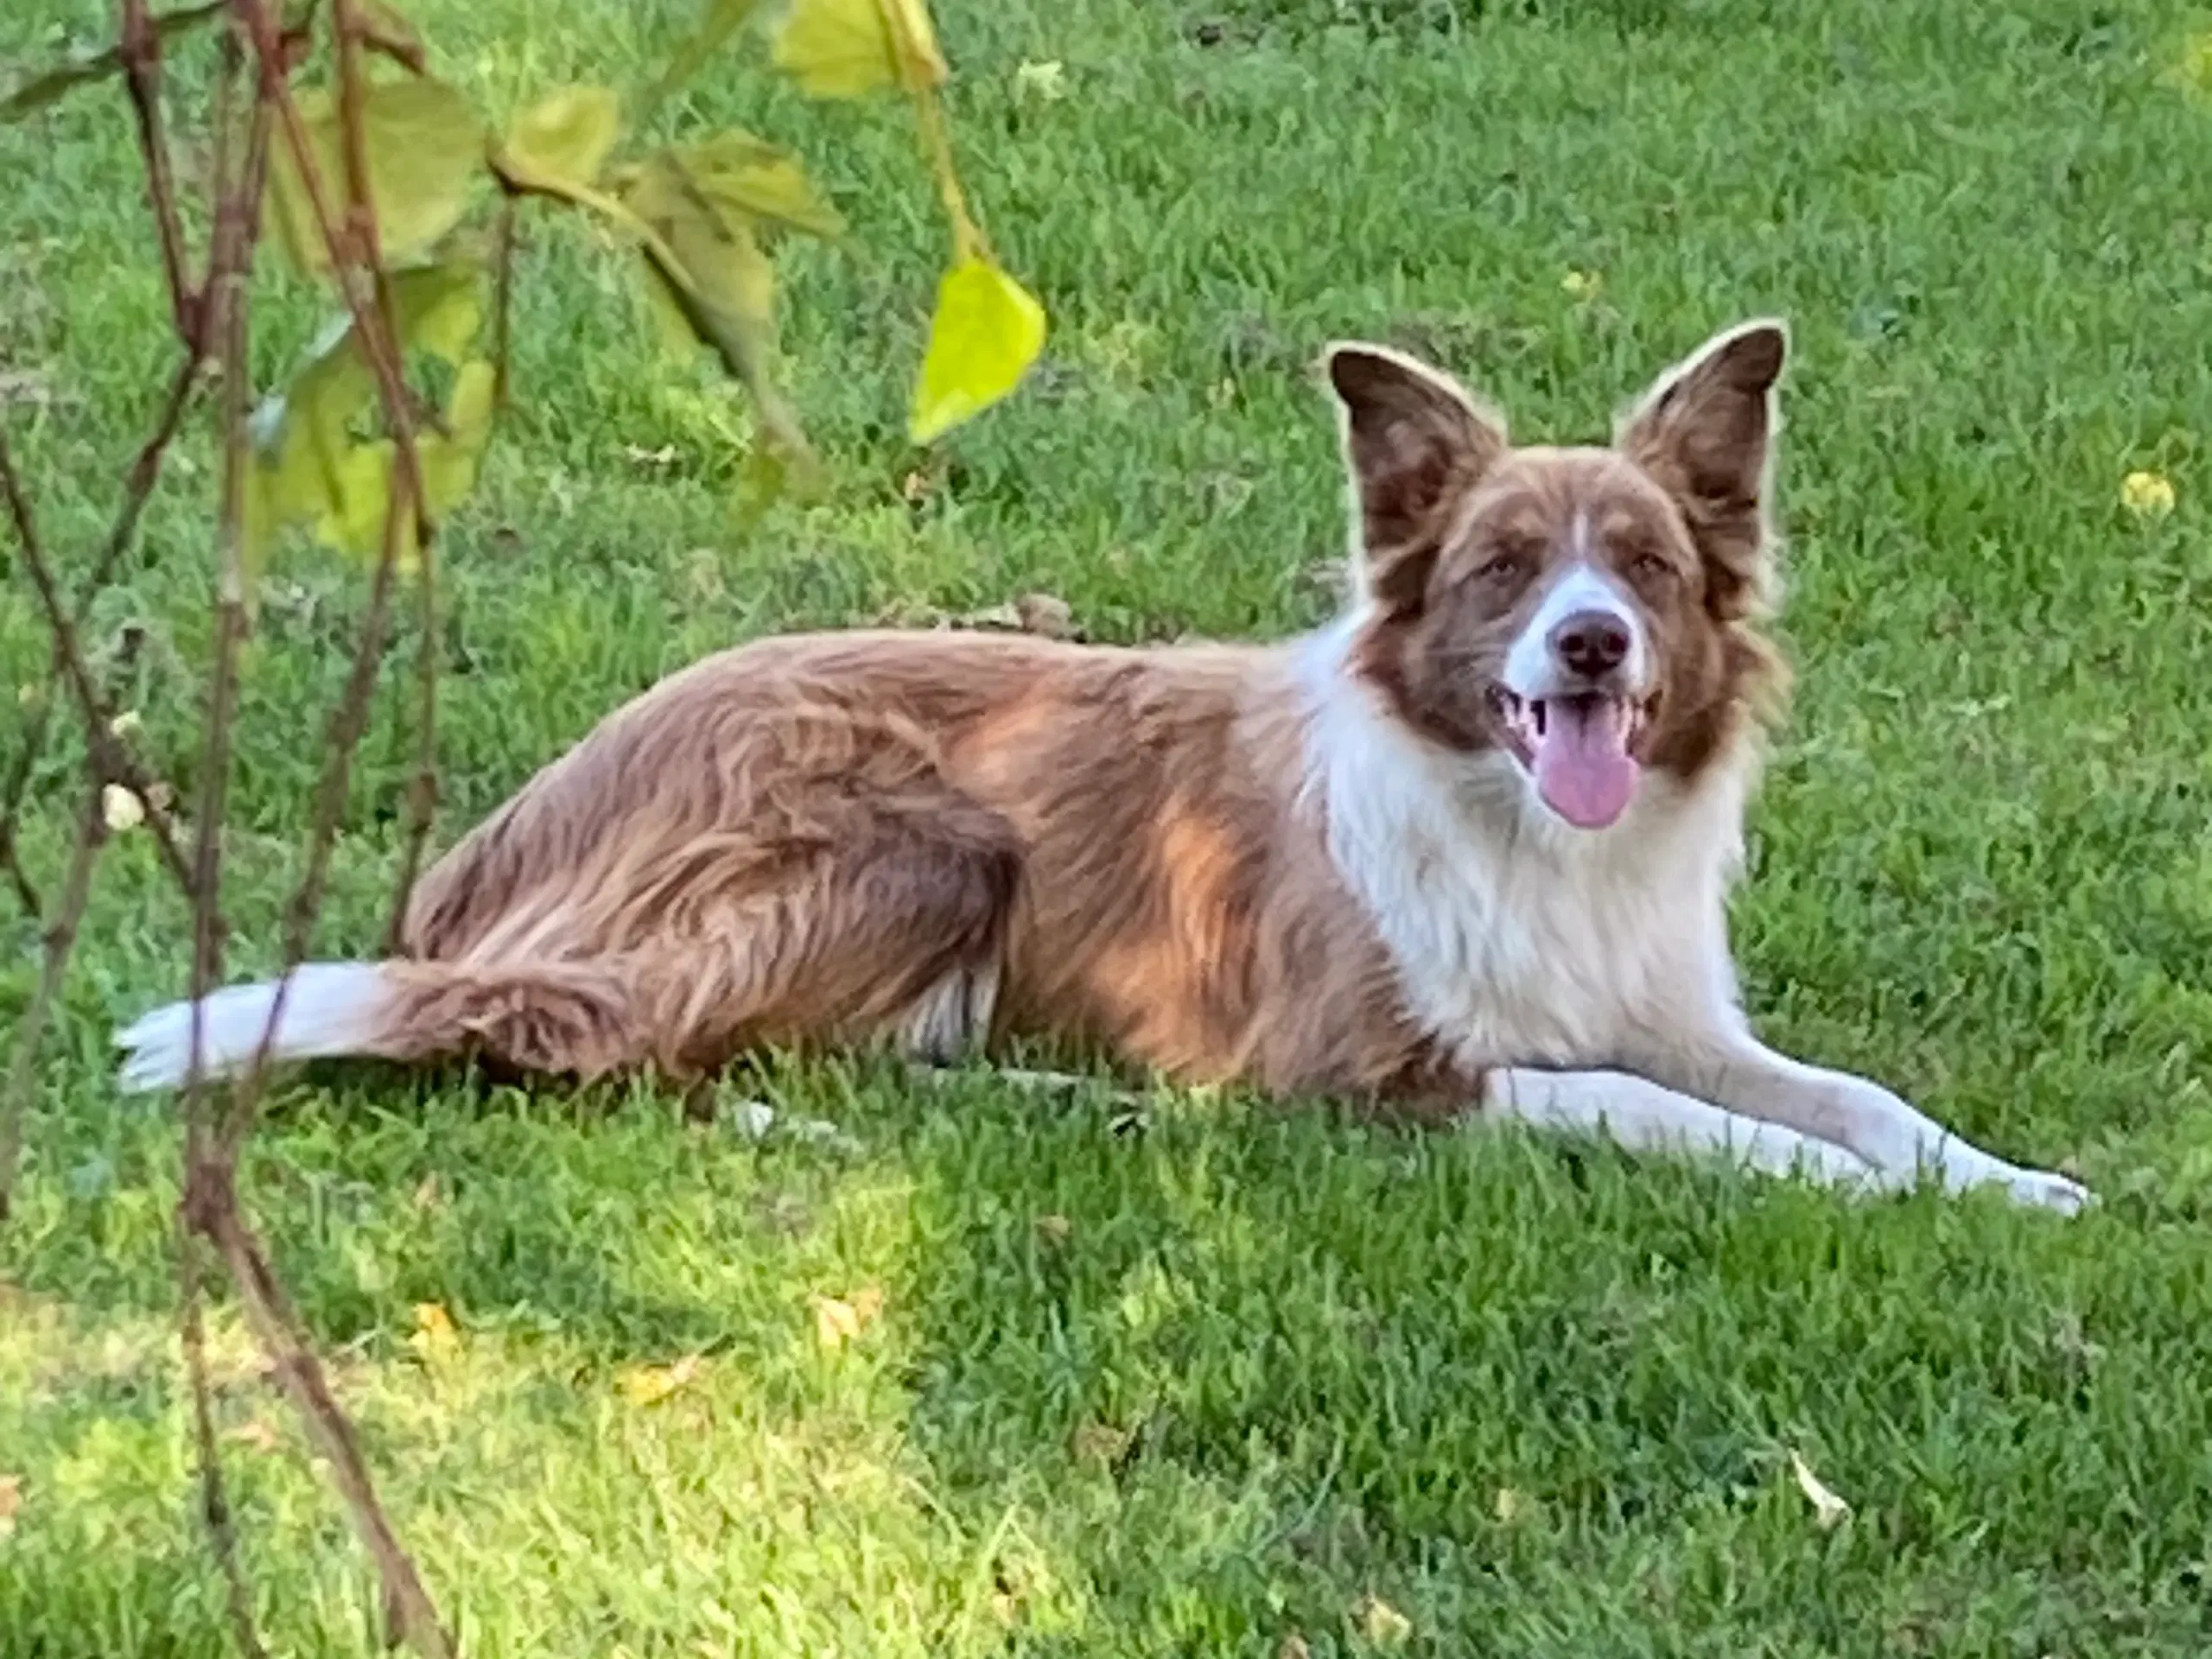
[1325,320,1789,830]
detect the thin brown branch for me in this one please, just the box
[226,0,430,1110]
[0,424,196,895]
[185,13,454,1654]
[0,351,202,921]
[0,787,107,1223]
[120,0,202,345]
[248,0,430,543]
[177,1229,269,1659]
[326,0,441,955]
[188,1172,454,1659]
[0,32,263,926]
[381,592,440,951]
[171,29,269,1642]
[0,814,39,914]
[183,20,270,1063]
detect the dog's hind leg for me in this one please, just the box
[622,803,1025,1076]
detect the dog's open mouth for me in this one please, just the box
[1486,689,1654,830]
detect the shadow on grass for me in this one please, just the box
[9,1052,2212,1655]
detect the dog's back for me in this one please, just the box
[122,628,1435,1099]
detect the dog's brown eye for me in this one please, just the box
[1476,538,1538,581]
[1630,551,1673,581]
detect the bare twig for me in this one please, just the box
[0,787,107,1222]
[224,0,430,1118]
[327,0,439,954]
[177,1232,269,1659]
[120,0,202,345]
[0,422,195,895]
[168,31,271,1644]
[162,10,455,1654]
[188,1171,454,1659]
[0,351,203,920]
[0,804,38,914]
[183,22,271,1069]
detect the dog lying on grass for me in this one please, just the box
[118,320,2087,1213]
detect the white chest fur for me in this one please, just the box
[1296,617,1752,1068]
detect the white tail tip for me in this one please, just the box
[115,963,388,1092]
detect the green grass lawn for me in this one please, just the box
[5,0,2212,1651]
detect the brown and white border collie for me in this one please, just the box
[118,321,2085,1211]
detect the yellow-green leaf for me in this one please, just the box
[420,359,498,513]
[494,86,621,195]
[771,0,945,99]
[908,257,1045,443]
[643,0,770,111]
[315,442,397,557]
[680,131,844,239]
[621,150,779,353]
[879,0,950,92]
[267,79,484,275]
[355,0,429,74]
[311,362,496,567]
[2,0,226,123]
[637,262,702,359]
[242,259,485,573]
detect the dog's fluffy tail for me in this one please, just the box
[115,963,397,1092]
[117,957,652,1091]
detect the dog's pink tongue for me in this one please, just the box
[1533,698,1639,829]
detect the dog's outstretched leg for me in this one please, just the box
[1624,1031,2088,1214]
[1478,1067,1882,1191]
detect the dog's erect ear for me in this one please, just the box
[1325,343,1507,612]
[1618,320,1788,619]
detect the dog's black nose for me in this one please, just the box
[1548,609,1632,677]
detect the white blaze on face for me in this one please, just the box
[1496,554,1652,831]
[1501,561,1649,701]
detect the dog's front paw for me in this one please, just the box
[1995,1162,2092,1217]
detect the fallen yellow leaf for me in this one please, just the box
[0,1472,20,1537]
[617,1352,708,1406]
[812,1285,886,1349]
[2121,468,2177,519]
[909,257,1046,444]
[1789,1449,1851,1529]
[406,1300,460,1362]
[1355,1592,1412,1645]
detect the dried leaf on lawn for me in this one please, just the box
[812,1285,886,1348]
[617,1352,709,1406]
[1789,1449,1851,1529]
